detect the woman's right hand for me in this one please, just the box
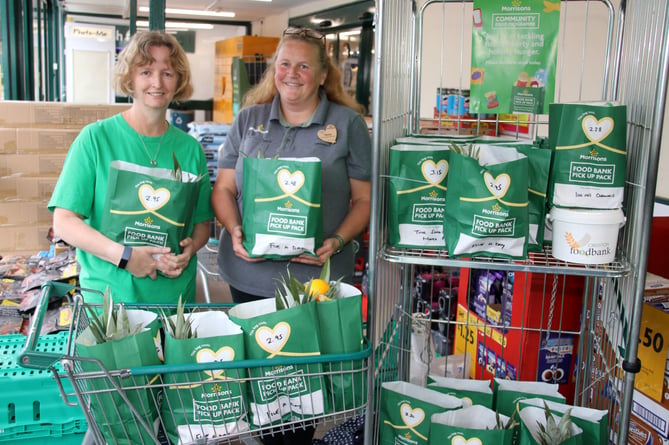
[230,225,264,263]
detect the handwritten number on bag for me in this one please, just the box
[265,332,284,344]
[588,124,606,135]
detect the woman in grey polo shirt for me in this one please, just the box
[212,27,371,301]
[211,27,371,444]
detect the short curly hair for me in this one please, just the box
[113,31,193,102]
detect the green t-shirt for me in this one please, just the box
[48,113,213,304]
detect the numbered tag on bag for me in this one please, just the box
[636,304,669,403]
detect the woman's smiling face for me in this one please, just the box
[274,39,327,108]
[131,45,178,110]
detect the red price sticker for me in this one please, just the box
[637,304,669,402]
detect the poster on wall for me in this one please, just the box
[470,0,561,115]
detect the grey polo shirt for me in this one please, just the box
[216,91,372,297]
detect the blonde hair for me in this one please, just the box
[242,31,365,114]
[113,31,193,102]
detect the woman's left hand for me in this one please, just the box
[291,237,340,266]
[158,237,196,277]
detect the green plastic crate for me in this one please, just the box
[0,332,87,443]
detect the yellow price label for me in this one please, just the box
[637,304,669,402]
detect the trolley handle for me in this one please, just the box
[19,280,77,370]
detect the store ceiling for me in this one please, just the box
[59,0,310,23]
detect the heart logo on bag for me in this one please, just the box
[256,322,291,356]
[582,116,614,142]
[196,346,235,380]
[399,403,425,428]
[277,169,305,195]
[451,435,483,445]
[317,124,337,143]
[421,160,449,185]
[138,184,170,210]
[196,347,235,364]
[483,172,510,199]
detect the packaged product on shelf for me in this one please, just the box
[548,101,627,209]
[444,144,529,259]
[387,144,449,248]
[546,206,625,265]
[454,269,584,403]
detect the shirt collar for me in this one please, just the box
[270,89,330,127]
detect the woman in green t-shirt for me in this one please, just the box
[48,31,213,303]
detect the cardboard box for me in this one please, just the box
[0,224,51,252]
[629,389,669,443]
[0,101,128,129]
[0,154,66,177]
[454,269,584,403]
[15,128,81,154]
[0,201,52,226]
[0,128,18,154]
[0,177,58,201]
[645,272,669,305]
[0,128,81,154]
[635,303,669,407]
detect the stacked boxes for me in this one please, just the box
[187,121,230,185]
[453,268,584,404]
[0,101,129,256]
[628,279,669,444]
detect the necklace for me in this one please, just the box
[138,131,166,167]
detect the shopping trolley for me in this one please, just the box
[19,281,371,445]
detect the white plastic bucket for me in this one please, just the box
[546,207,626,265]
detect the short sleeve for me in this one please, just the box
[346,114,372,181]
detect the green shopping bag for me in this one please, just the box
[379,381,462,445]
[548,102,627,209]
[228,299,325,428]
[101,160,201,254]
[242,157,323,259]
[492,142,552,252]
[518,398,609,445]
[518,404,584,445]
[492,379,566,418]
[427,375,493,408]
[161,311,248,445]
[315,283,365,412]
[387,144,450,248]
[429,405,514,445]
[444,146,529,259]
[75,309,162,445]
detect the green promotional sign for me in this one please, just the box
[470,0,561,114]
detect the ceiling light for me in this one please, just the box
[138,6,234,18]
[136,20,214,30]
[339,30,361,37]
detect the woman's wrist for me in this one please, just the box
[333,234,345,253]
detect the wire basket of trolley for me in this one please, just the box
[19,281,371,445]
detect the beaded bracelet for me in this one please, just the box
[333,234,345,253]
